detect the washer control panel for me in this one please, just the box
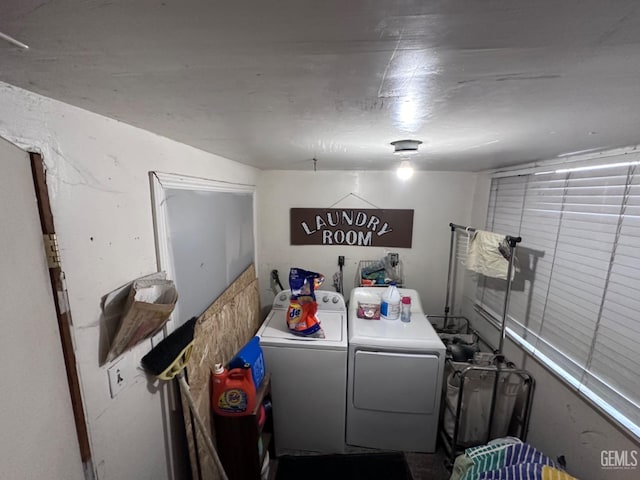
[272,289,346,312]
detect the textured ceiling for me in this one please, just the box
[2,0,640,171]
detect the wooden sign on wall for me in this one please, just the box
[290,208,414,247]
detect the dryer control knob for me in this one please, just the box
[279,293,288,301]
[332,296,339,304]
[322,295,329,303]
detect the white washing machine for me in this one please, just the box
[257,289,347,455]
[347,287,446,452]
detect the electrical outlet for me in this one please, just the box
[107,358,128,398]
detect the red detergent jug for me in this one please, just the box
[212,363,256,416]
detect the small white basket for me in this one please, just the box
[355,256,404,287]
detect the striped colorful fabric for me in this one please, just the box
[460,443,555,480]
[477,463,578,480]
[467,442,520,459]
[504,443,555,467]
[460,449,507,480]
[541,465,578,480]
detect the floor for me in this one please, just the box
[273,446,451,480]
[405,448,451,480]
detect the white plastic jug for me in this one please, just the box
[380,283,401,320]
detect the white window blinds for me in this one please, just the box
[478,163,640,438]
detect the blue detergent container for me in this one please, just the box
[228,336,265,389]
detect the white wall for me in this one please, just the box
[464,173,640,480]
[0,82,259,480]
[256,170,478,314]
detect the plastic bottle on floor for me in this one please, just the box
[381,282,401,320]
[212,363,256,416]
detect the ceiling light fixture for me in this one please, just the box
[396,160,414,180]
[391,139,421,180]
[391,139,422,155]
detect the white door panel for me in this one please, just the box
[0,139,84,480]
[353,350,439,414]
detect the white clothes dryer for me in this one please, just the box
[347,287,446,452]
[257,289,347,455]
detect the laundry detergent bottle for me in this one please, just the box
[380,282,401,320]
[212,363,256,416]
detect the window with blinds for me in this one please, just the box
[477,161,640,439]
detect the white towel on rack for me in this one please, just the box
[466,230,514,280]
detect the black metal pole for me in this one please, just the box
[444,224,456,325]
[499,242,519,353]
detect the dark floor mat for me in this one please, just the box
[275,452,413,480]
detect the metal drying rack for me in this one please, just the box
[435,222,535,465]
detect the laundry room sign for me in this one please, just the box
[290,208,414,247]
